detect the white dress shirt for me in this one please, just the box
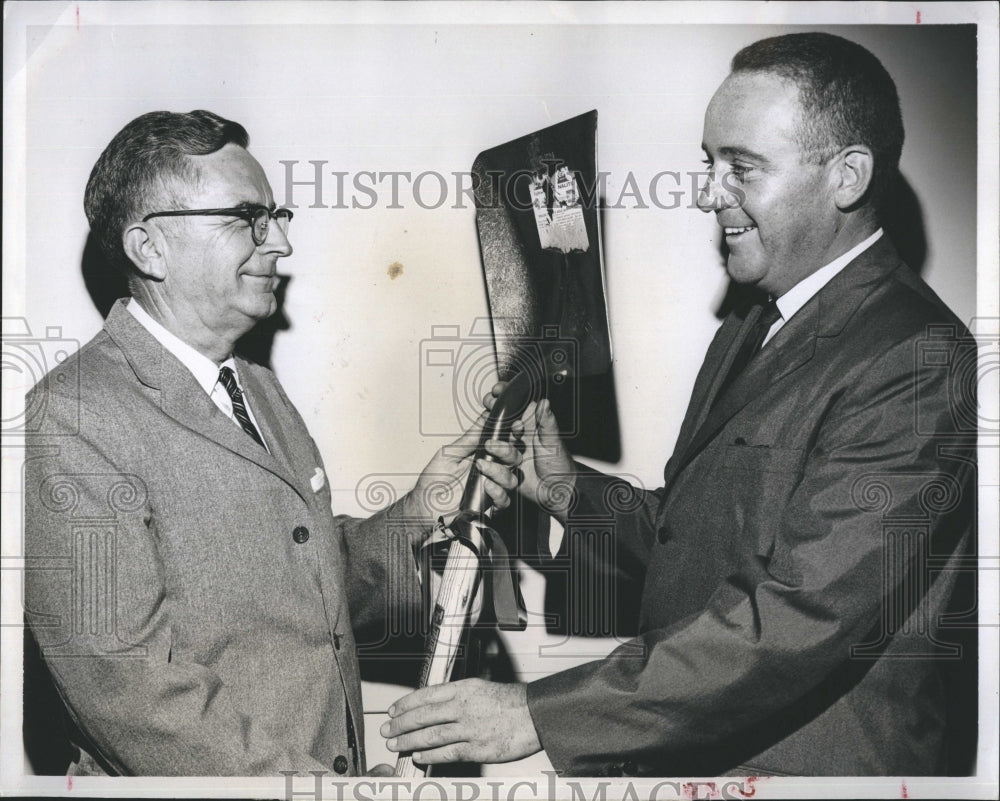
[126,299,269,452]
[763,228,883,346]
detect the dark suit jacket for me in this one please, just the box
[23,300,420,776]
[526,236,977,776]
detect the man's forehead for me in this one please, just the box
[703,71,803,152]
[711,72,802,117]
[183,143,273,205]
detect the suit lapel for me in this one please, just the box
[667,236,903,487]
[661,311,748,490]
[677,304,818,472]
[104,300,309,502]
[237,361,317,502]
[689,313,752,443]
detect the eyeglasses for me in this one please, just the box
[142,204,293,246]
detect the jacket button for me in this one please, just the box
[292,526,310,544]
[657,525,670,544]
[333,754,349,774]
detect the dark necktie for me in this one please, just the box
[714,299,782,405]
[218,366,266,448]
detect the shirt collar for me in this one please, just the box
[774,228,883,323]
[126,299,236,396]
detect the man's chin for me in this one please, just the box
[724,258,763,287]
[242,293,278,323]
[258,297,278,320]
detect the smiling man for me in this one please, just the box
[23,110,520,776]
[383,33,977,777]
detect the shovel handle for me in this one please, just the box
[395,371,541,778]
[459,370,541,513]
[395,524,485,778]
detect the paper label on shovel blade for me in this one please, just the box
[530,166,589,253]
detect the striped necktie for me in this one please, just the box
[218,366,266,448]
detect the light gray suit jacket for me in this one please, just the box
[24,300,420,776]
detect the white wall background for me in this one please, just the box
[4,1,994,785]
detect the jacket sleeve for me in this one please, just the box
[337,501,423,643]
[563,462,664,576]
[525,333,976,775]
[24,389,331,776]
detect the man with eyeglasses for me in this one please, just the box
[23,109,520,777]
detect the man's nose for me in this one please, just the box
[260,219,293,257]
[696,167,735,213]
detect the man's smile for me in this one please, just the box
[723,224,757,238]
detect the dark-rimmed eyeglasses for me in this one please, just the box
[142,204,293,246]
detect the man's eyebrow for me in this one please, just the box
[700,144,771,164]
[717,146,771,165]
[233,200,277,211]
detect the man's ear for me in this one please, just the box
[831,145,875,210]
[123,223,167,280]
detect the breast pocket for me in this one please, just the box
[721,443,806,561]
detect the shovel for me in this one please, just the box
[396,110,611,777]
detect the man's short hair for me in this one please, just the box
[731,32,904,207]
[84,109,249,275]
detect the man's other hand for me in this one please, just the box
[485,382,576,521]
[404,410,522,531]
[382,679,541,765]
